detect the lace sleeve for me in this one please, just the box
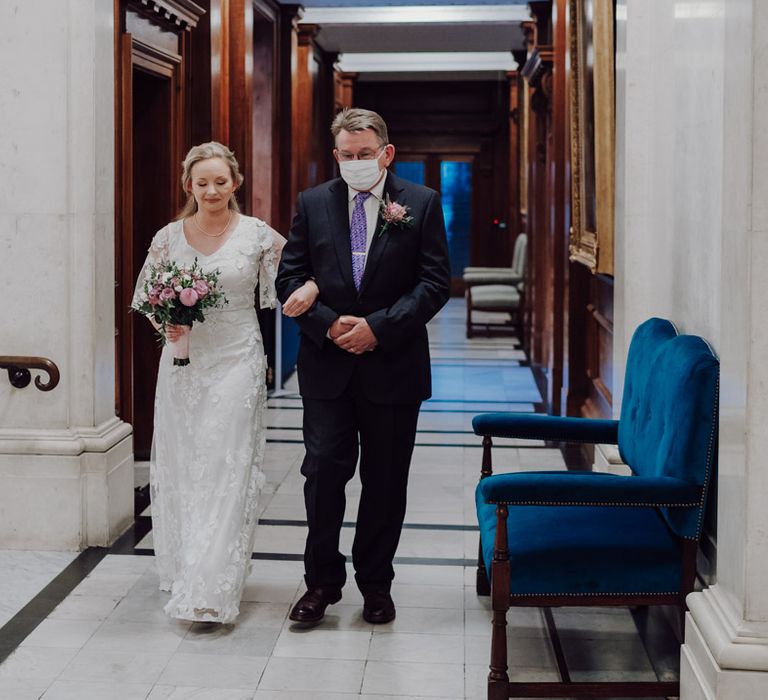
[132,225,171,309]
[258,227,285,310]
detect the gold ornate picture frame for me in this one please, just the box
[569,0,614,275]
[519,80,530,220]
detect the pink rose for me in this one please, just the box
[159,287,176,301]
[384,202,408,222]
[179,288,199,307]
[193,280,209,298]
[148,288,161,306]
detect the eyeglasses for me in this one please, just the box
[336,145,385,162]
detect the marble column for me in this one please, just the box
[0,0,133,549]
[616,0,768,696]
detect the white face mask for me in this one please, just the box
[338,151,385,191]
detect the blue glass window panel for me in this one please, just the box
[394,161,425,185]
[440,161,472,277]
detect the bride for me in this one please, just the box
[133,142,318,623]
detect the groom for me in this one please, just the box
[276,108,451,624]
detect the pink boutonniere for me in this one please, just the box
[378,195,414,238]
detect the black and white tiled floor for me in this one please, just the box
[0,300,674,699]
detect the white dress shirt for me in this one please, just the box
[347,171,387,271]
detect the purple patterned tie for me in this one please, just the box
[350,191,371,289]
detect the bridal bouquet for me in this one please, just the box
[133,259,227,366]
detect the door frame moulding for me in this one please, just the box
[131,0,205,31]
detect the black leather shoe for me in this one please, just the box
[363,591,396,624]
[289,588,342,624]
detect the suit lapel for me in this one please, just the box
[326,179,356,291]
[359,172,405,295]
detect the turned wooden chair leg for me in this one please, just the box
[488,505,510,699]
[466,288,474,338]
[476,538,490,596]
[476,435,494,595]
[481,435,493,479]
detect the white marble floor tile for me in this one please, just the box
[135,533,154,550]
[232,602,292,631]
[362,660,465,698]
[254,691,358,700]
[243,560,305,581]
[88,555,153,576]
[0,676,51,699]
[360,696,462,700]
[258,657,365,694]
[272,628,371,660]
[107,590,176,625]
[367,632,464,665]
[58,649,173,685]
[258,493,306,513]
[81,620,190,653]
[19,618,103,649]
[240,579,302,604]
[463,587,491,611]
[401,509,467,526]
[561,636,655,672]
[390,528,465,560]
[551,606,640,637]
[464,663,559,699]
[373,607,464,636]
[0,550,79,627]
[179,623,280,658]
[464,630,556,667]
[41,679,154,699]
[157,653,266,689]
[389,583,464,609]
[256,504,303,521]
[70,573,144,598]
[148,687,255,699]
[464,607,547,638]
[0,646,80,682]
[392,564,464,587]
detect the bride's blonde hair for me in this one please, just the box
[177,142,244,220]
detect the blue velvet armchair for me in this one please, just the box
[473,318,719,699]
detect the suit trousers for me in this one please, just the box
[300,377,420,594]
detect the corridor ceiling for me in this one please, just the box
[278,1,530,80]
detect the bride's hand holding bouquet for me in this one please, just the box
[133,258,227,366]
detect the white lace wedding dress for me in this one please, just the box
[133,215,279,623]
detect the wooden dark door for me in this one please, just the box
[115,17,186,460]
[130,66,177,459]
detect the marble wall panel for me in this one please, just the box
[0,213,71,428]
[744,233,768,619]
[0,453,83,550]
[0,0,116,432]
[619,0,768,641]
[753,0,768,233]
[0,1,128,550]
[713,0,756,619]
[0,1,69,215]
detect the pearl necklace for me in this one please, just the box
[193,210,233,238]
